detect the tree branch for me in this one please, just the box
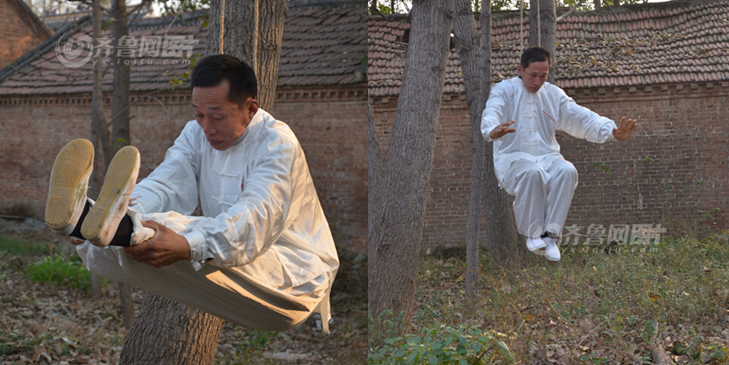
[369,0,390,21]
[556,0,586,22]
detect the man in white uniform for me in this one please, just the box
[481,47,637,261]
[45,55,339,332]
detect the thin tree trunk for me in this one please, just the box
[369,0,454,329]
[119,292,224,364]
[482,0,523,269]
[595,0,601,10]
[110,0,135,331]
[89,0,104,302]
[528,0,556,83]
[207,0,258,74]
[256,0,287,111]
[367,98,383,303]
[452,0,484,305]
[614,0,620,7]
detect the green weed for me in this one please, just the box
[26,255,91,292]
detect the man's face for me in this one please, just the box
[192,80,259,151]
[518,60,550,93]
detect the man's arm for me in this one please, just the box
[555,88,627,143]
[481,83,514,141]
[131,121,201,216]
[126,135,297,269]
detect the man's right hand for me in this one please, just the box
[489,120,516,140]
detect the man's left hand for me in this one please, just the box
[612,117,638,141]
[123,220,191,268]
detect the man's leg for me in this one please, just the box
[502,159,549,238]
[544,158,579,236]
[541,158,579,261]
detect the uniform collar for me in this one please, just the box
[230,108,266,148]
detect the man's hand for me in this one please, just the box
[123,220,191,268]
[489,120,516,140]
[612,117,638,141]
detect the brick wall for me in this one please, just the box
[0,85,367,253]
[0,0,46,68]
[371,82,729,248]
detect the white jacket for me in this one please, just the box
[481,77,617,184]
[132,109,339,296]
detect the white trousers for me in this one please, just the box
[501,158,578,238]
[76,211,326,332]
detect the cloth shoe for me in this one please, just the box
[544,237,561,261]
[45,139,95,236]
[81,146,140,247]
[526,237,546,255]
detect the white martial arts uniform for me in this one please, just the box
[481,77,617,238]
[77,109,339,332]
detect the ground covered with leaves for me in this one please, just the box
[370,230,729,364]
[0,218,366,365]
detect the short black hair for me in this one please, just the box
[191,55,257,107]
[520,47,552,70]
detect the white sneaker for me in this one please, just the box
[544,237,561,261]
[526,237,546,255]
[81,146,140,247]
[45,139,94,236]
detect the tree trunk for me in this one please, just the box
[614,0,620,7]
[367,98,383,302]
[89,0,104,302]
[118,292,224,364]
[369,0,454,329]
[110,0,135,331]
[207,0,258,73]
[528,0,556,83]
[256,0,287,111]
[482,0,523,269]
[452,0,484,305]
[594,0,601,11]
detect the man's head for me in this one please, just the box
[518,47,551,93]
[191,55,259,151]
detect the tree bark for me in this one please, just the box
[89,0,105,302]
[367,98,383,301]
[595,0,601,10]
[256,0,287,111]
[110,0,135,330]
[369,0,454,329]
[119,292,224,365]
[207,0,258,74]
[528,0,557,83]
[452,0,484,305]
[482,0,523,269]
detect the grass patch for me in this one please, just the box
[26,255,92,293]
[0,235,48,256]
[371,231,729,363]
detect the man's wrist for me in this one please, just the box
[182,230,206,262]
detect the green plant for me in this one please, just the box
[0,236,48,256]
[236,329,278,355]
[369,323,514,364]
[592,163,612,173]
[26,255,92,292]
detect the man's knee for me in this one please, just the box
[552,161,578,182]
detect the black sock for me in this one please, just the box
[69,200,133,247]
[541,232,549,238]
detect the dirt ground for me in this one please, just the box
[0,218,367,365]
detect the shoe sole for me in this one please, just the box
[81,146,140,247]
[45,139,94,235]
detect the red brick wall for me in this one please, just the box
[372,82,729,248]
[0,1,46,68]
[0,85,367,253]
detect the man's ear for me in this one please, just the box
[248,99,259,118]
